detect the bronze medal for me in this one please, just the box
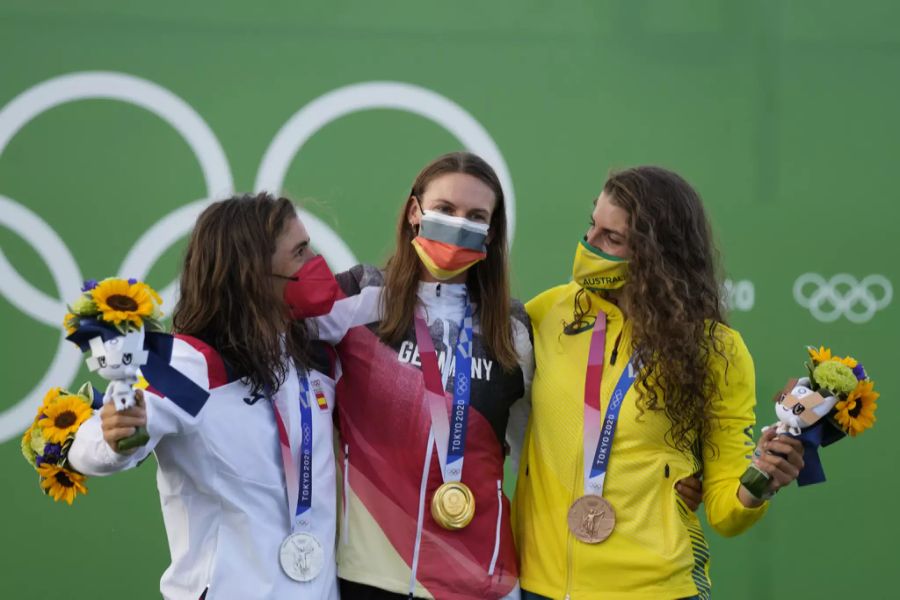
[567,494,616,543]
[431,481,476,530]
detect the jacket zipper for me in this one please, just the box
[564,454,580,599]
[342,443,350,545]
[408,431,435,597]
[610,331,622,366]
[488,479,503,575]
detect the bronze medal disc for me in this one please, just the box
[431,482,476,530]
[567,494,616,544]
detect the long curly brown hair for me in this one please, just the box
[172,193,310,395]
[568,166,728,457]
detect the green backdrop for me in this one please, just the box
[1,1,897,598]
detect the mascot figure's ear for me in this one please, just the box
[773,378,799,404]
[86,336,107,372]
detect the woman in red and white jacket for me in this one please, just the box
[70,193,341,600]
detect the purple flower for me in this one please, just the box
[128,278,138,285]
[853,363,867,381]
[43,443,62,461]
[81,279,98,292]
[34,455,45,467]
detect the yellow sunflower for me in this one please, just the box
[63,312,78,335]
[808,346,832,364]
[134,281,163,306]
[38,464,88,504]
[833,380,879,436]
[38,387,64,411]
[835,355,858,369]
[37,393,92,444]
[91,278,155,328]
[136,281,165,322]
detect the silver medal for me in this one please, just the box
[279,532,324,582]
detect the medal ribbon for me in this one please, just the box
[583,312,639,496]
[271,371,314,531]
[413,301,474,483]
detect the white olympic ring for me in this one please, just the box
[255,81,516,245]
[0,71,515,443]
[0,195,84,443]
[0,71,231,443]
[793,273,893,324]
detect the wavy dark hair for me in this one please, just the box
[379,151,518,371]
[172,193,310,395]
[567,166,728,457]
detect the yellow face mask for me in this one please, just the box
[572,239,628,291]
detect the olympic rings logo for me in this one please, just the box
[793,273,893,324]
[0,71,516,443]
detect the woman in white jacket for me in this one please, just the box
[69,193,341,600]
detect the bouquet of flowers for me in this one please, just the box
[64,277,164,450]
[740,346,879,499]
[803,346,878,437]
[20,385,96,504]
[21,277,171,503]
[64,277,164,337]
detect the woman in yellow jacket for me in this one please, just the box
[514,166,804,600]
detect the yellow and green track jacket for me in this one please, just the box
[513,283,768,600]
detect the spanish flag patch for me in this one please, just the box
[314,386,328,410]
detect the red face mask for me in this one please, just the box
[282,255,341,319]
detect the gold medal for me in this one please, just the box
[567,494,616,543]
[431,482,476,530]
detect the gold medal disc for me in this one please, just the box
[567,494,616,543]
[431,482,476,530]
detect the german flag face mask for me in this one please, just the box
[411,211,489,281]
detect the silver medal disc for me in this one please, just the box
[279,532,324,582]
